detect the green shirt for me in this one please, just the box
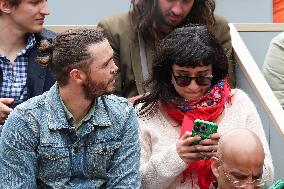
[60,98,96,131]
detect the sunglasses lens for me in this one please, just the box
[173,72,213,87]
[176,77,191,87]
[196,77,212,86]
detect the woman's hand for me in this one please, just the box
[197,133,221,158]
[176,131,203,164]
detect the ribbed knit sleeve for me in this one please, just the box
[139,125,187,189]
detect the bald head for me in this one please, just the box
[218,129,264,163]
[211,129,265,189]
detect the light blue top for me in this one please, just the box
[0,83,141,189]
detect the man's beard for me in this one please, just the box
[155,4,184,29]
[82,74,116,100]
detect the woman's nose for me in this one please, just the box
[186,79,199,91]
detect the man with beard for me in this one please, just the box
[98,0,235,101]
[0,28,141,188]
[211,129,273,188]
[0,0,55,128]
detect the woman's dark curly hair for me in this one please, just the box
[129,0,215,41]
[134,25,228,115]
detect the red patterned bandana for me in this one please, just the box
[162,78,231,189]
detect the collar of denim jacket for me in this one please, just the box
[91,96,112,127]
[46,84,112,131]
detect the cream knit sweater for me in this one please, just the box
[138,89,274,189]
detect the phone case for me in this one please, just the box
[191,119,218,145]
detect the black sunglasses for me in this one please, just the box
[172,71,213,87]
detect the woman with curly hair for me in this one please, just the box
[134,25,274,189]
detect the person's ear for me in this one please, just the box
[211,157,220,178]
[69,69,86,84]
[0,0,13,14]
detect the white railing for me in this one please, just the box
[229,23,284,140]
[234,23,284,32]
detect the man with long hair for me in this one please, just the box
[0,0,55,128]
[98,0,235,100]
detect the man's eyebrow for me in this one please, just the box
[230,171,249,178]
[101,55,114,67]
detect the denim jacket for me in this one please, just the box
[0,84,141,189]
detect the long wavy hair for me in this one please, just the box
[134,25,228,116]
[129,0,216,41]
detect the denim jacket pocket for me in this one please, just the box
[38,145,71,182]
[87,141,121,178]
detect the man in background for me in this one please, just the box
[0,0,55,127]
[262,32,284,109]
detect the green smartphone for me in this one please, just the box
[191,119,218,145]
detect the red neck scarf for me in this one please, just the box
[162,79,231,189]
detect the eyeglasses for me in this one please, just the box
[171,71,213,87]
[222,167,265,188]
